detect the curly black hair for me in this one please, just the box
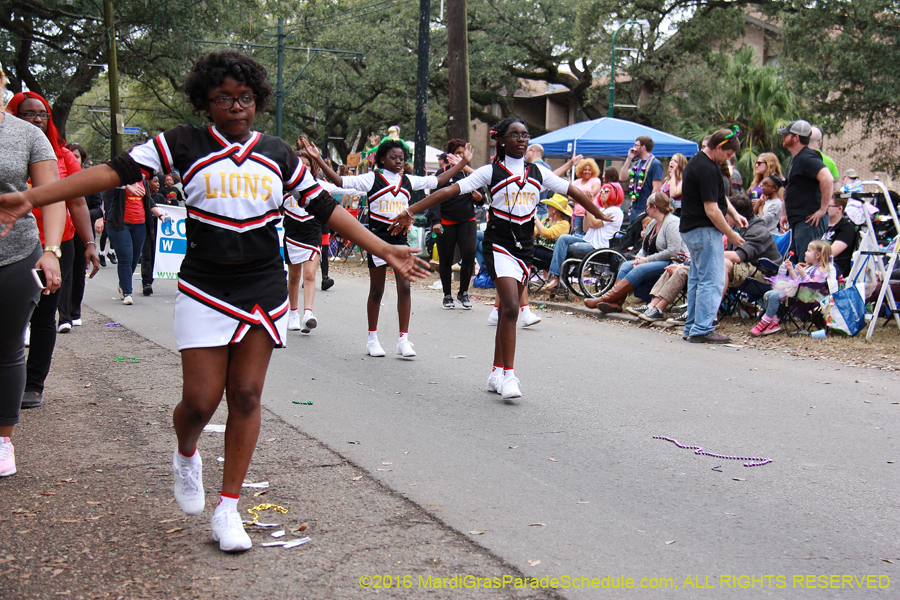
[183,50,273,119]
[489,116,527,164]
[445,138,467,154]
[373,139,408,168]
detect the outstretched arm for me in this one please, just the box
[327,205,429,281]
[300,136,343,186]
[0,163,120,238]
[568,184,610,222]
[389,184,461,234]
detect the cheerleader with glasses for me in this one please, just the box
[391,117,609,399]
[0,50,428,553]
[301,136,471,358]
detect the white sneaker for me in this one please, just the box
[172,448,205,516]
[487,372,503,394]
[0,439,16,477]
[396,339,416,357]
[123,295,133,306]
[301,311,317,333]
[58,322,72,334]
[287,311,301,331]
[211,509,252,552]
[366,339,386,357]
[487,310,499,326]
[520,311,541,327]
[501,376,522,399]
[72,318,83,327]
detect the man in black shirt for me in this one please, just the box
[679,128,746,344]
[778,120,835,258]
[822,193,859,277]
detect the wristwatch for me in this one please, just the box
[43,245,62,258]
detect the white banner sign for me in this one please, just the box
[153,206,286,279]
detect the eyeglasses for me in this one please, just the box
[19,111,50,120]
[209,94,256,109]
[505,133,531,141]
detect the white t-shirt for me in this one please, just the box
[582,206,624,249]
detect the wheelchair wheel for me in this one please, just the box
[578,249,626,298]
[560,257,584,297]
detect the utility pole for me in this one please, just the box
[608,20,645,118]
[269,19,287,136]
[104,0,122,158]
[413,0,431,177]
[446,0,470,141]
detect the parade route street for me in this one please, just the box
[80,267,899,598]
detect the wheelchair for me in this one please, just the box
[530,245,625,299]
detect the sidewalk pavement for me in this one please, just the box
[0,306,560,600]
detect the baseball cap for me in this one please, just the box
[776,120,812,136]
[844,168,859,179]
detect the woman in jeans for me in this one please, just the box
[0,63,66,477]
[101,182,170,304]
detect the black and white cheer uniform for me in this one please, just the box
[107,124,336,350]
[455,156,569,283]
[337,170,437,268]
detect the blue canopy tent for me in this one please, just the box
[529,117,698,159]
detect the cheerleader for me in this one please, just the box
[302,136,471,358]
[0,50,428,553]
[392,117,608,399]
[283,150,327,333]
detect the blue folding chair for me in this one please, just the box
[773,230,792,261]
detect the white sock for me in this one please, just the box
[491,306,499,317]
[215,494,239,515]
[290,309,299,316]
[399,331,409,343]
[520,305,531,316]
[303,309,313,317]
[503,368,516,381]
[176,447,200,465]
[491,364,502,378]
[367,330,378,343]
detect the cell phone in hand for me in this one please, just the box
[32,268,46,290]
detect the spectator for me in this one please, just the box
[541,183,622,294]
[619,136,663,223]
[628,262,690,323]
[64,142,102,326]
[139,175,168,296]
[570,158,602,235]
[525,144,552,219]
[661,154,687,214]
[724,193,782,289]
[749,152,784,203]
[679,127,745,344]
[159,174,185,206]
[602,166,624,206]
[533,194,572,271]
[585,192,682,313]
[810,126,839,180]
[821,193,859,277]
[841,168,863,194]
[729,157,743,195]
[778,120,835,258]
[751,173,784,234]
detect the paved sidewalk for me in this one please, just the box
[0,307,560,600]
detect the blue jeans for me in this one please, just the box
[681,227,725,337]
[106,222,146,296]
[790,220,826,259]
[572,216,584,235]
[763,289,787,319]
[617,259,669,288]
[475,230,485,271]
[549,234,593,276]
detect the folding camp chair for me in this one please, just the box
[779,281,830,336]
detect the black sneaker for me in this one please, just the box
[689,331,731,344]
[443,294,455,309]
[321,277,335,291]
[142,284,153,296]
[21,391,43,409]
[108,252,118,265]
[99,254,107,267]
[667,313,687,325]
[457,291,472,310]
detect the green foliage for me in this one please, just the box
[778,0,900,175]
[667,45,800,186]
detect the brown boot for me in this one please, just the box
[584,279,634,313]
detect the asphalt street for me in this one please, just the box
[82,266,899,599]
